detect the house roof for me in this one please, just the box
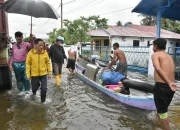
[87,29,110,37]
[88,24,180,39]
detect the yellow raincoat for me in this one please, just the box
[26,48,52,79]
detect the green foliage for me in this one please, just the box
[48,15,108,45]
[124,21,133,26]
[139,14,180,33]
[139,14,156,26]
[161,19,180,33]
[23,37,30,42]
[48,28,66,44]
[116,21,122,26]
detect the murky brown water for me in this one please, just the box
[0,47,180,130]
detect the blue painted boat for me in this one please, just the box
[75,63,156,111]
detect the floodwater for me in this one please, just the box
[0,47,180,130]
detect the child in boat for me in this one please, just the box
[26,38,52,103]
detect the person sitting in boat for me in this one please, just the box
[107,42,127,76]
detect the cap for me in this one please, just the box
[56,36,64,42]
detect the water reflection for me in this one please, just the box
[0,47,180,130]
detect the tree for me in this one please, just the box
[139,14,180,33]
[48,28,67,44]
[48,15,109,45]
[23,37,30,42]
[139,14,156,26]
[87,15,109,29]
[116,21,122,26]
[124,21,132,26]
[161,19,180,33]
[63,18,91,44]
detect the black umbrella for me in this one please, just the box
[0,0,60,34]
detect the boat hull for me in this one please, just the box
[76,64,156,111]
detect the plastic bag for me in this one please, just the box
[102,71,125,85]
[96,68,111,84]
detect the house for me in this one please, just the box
[88,24,180,49]
[87,24,180,72]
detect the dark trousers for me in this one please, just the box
[31,75,47,102]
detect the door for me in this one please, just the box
[104,39,109,46]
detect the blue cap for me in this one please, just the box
[56,36,64,42]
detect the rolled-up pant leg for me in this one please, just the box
[13,62,23,91]
[53,62,62,76]
[22,63,30,91]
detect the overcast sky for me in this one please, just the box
[8,0,142,39]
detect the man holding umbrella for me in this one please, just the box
[9,31,34,94]
[49,36,67,87]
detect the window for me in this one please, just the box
[176,42,180,47]
[133,40,139,46]
[104,39,109,46]
[95,40,100,46]
[147,41,150,46]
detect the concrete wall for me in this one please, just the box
[111,36,153,46]
[148,39,177,80]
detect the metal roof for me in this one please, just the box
[87,29,110,37]
[88,24,180,39]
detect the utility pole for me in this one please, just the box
[29,16,35,34]
[61,0,63,28]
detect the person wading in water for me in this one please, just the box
[152,38,177,130]
[49,36,67,87]
[66,45,77,76]
[9,31,33,94]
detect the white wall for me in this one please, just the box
[111,37,178,69]
[111,36,153,46]
[148,39,177,80]
[166,39,178,53]
[111,36,153,68]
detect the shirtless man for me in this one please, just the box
[66,46,77,74]
[152,38,177,130]
[108,42,127,76]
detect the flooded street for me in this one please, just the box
[0,47,180,130]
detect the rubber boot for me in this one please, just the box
[41,93,46,103]
[55,75,60,87]
[58,74,62,84]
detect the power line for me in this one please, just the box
[34,3,62,32]
[35,0,77,31]
[65,0,106,14]
[63,0,76,5]
[35,4,134,32]
[98,7,134,16]
[35,0,100,31]
[64,0,98,15]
